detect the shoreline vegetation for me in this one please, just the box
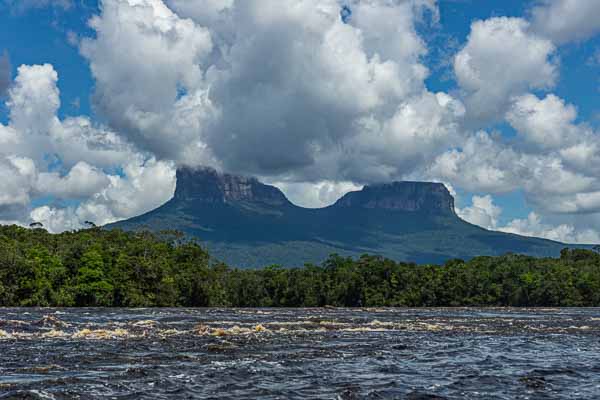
[1,225,599,307]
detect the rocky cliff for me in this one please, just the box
[176,167,455,215]
[333,182,455,215]
[175,167,291,207]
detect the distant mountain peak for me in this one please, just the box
[334,181,455,215]
[174,167,291,206]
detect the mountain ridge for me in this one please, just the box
[108,167,581,267]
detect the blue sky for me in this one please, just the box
[0,0,599,241]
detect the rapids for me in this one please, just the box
[1,308,599,399]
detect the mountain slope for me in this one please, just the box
[109,167,578,267]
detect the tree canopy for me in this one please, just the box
[1,225,599,307]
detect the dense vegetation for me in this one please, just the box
[1,225,600,307]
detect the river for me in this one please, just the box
[1,308,599,399]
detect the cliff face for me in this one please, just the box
[174,167,291,206]
[334,182,455,215]
[175,168,455,214]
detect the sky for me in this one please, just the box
[0,0,599,243]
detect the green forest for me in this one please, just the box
[1,225,599,307]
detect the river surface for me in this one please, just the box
[1,308,600,399]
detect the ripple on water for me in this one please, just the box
[0,308,599,399]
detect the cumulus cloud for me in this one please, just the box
[458,195,600,244]
[501,212,600,244]
[506,93,600,173]
[502,93,600,215]
[428,129,600,214]
[454,17,557,124]
[30,157,176,232]
[36,162,111,199]
[80,0,460,185]
[269,180,362,209]
[506,93,580,150]
[2,64,136,169]
[79,0,217,165]
[428,131,523,193]
[0,155,37,208]
[447,12,600,221]
[204,0,445,180]
[7,64,59,135]
[530,0,600,45]
[457,195,501,230]
[0,63,176,231]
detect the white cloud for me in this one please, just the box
[339,91,465,181]
[0,124,18,145]
[454,17,557,123]
[205,0,442,179]
[428,131,523,193]
[530,0,600,45]
[269,180,362,209]
[0,63,177,231]
[541,191,600,214]
[29,206,80,233]
[31,157,176,233]
[86,157,176,223]
[446,13,600,219]
[8,0,464,231]
[0,155,37,208]
[1,64,136,169]
[7,64,59,135]
[506,93,600,172]
[80,0,462,185]
[36,162,111,199]
[457,195,501,230]
[428,130,600,213]
[501,212,600,244]
[79,0,217,165]
[458,195,600,244]
[506,93,579,149]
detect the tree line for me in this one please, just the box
[1,225,599,307]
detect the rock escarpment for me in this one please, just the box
[176,167,455,214]
[333,181,455,215]
[175,167,290,207]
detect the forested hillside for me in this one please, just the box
[1,225,599,307]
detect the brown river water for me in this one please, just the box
[1,308,600,399]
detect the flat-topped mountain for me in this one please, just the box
[109,167,576,267]
[334,181,455,215]
[175,167,290,206]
